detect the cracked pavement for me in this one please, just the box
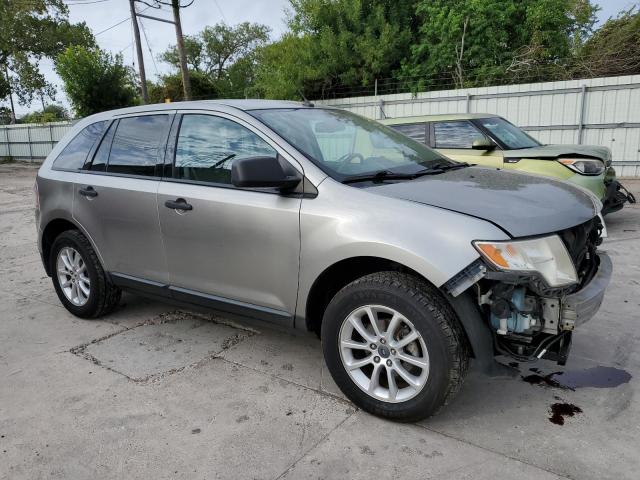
[1,164,639,479]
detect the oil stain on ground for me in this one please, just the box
[522,366,631,390]
[549,403,583,425]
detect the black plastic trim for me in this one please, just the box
[109,272,293,326]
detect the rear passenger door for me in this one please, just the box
[73,113,174,285]
[430,120,503,168]
[157,111,302,326]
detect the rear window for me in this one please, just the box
[390,123,427,144]
[106,115,171,176]
[52,121,106,170]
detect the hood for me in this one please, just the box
[504,144,612,166]
[367,167,597,238]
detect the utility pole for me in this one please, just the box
[3,64,16,124]
[133,0,192,101]
[129,0,149,103]
[171,0,191,100]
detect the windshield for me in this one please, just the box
[476,117,540,150]
[250,108,454,181]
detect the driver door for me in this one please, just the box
[157,112,303,326]
[430,120,503,168]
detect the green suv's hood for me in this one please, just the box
[504,144,612,166]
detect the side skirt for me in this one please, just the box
[109,272,293,328]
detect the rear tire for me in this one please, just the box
[50,230,121,318]
[322,271,468,422]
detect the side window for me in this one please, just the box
[433,121,485,149]
[390,123,426,144]
[106,115,170,176]
[87,121,117,172]
[52,121,106,170]
[174,114,277,185]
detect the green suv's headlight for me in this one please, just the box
[473,235,577,287]
[558,158,605,176]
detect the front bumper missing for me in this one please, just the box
[561,252,612,329]
[602,180,636,215]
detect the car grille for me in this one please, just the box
[557,217,603,289]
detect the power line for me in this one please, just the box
[94,5,152,36]
[139,18,159,75]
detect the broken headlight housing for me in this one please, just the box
[473,235,577,287]
[558,158,605,176]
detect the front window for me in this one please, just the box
[433,121,487,149]
[250,108,452,181]
[476,117,540,150]
[174,114,276,185]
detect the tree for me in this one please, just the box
[267,0,419,98]
[147,71,219,103]
[20,104,70,124]
[0,0,94,121]
[159,22,270,97]
[404,0,598,89]
[55,46,138,117]
[574,7,640,78]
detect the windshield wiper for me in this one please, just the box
[342,163,472,184]
[342,170,417,184]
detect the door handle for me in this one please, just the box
[164,198,193,211]
[79,186,98,198]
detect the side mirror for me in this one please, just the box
[472,137,495,150]
[232,155,301,191]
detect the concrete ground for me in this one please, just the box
[1,163,639,480]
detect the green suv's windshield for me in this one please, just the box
[250,108,455,181]
[476,117,541,150]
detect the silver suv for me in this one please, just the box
[36,100,612,421]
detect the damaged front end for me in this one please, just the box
[445,217,611,366]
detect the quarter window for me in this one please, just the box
[174,114,277,185]
[52,121,107,170]
[106,115,171,176]
[433,121,486,149]
[390,123,427,144]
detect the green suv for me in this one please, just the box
[382,114,635,214]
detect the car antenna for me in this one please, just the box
[298,89,314,107]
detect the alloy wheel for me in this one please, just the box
[339,305,430,403]
[56,247,90,306]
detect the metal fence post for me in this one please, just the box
[578,84,587,144]
[466,92,471,113]
[27,125,33,162]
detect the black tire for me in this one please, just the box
[50,230,121,318]
[321,271,469,422]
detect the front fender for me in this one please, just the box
[296,179,509,320]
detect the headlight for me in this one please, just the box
[558,158,605,176]
[473,235,577,287]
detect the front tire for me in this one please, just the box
[322,272,469,422]
[50,230,121,318]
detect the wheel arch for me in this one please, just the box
[40,217,104,276]
[303,256,477,356]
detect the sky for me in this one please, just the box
[7,0,639,116]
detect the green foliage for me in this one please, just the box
[253,0,418,99]
[403,0,599,89]
[0,107,12,125]
[159,22,270,98]
[20,104,70,124]
[55,46,138,117]
[575,7,640,77]
[0,0,94,107]
[148,71,219,103]
[250,0,604,98]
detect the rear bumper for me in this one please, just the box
[602,180,636,215]
[561,252,612,329]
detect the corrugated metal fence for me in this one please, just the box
[317,74,640,177]
[0,121,74,162]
